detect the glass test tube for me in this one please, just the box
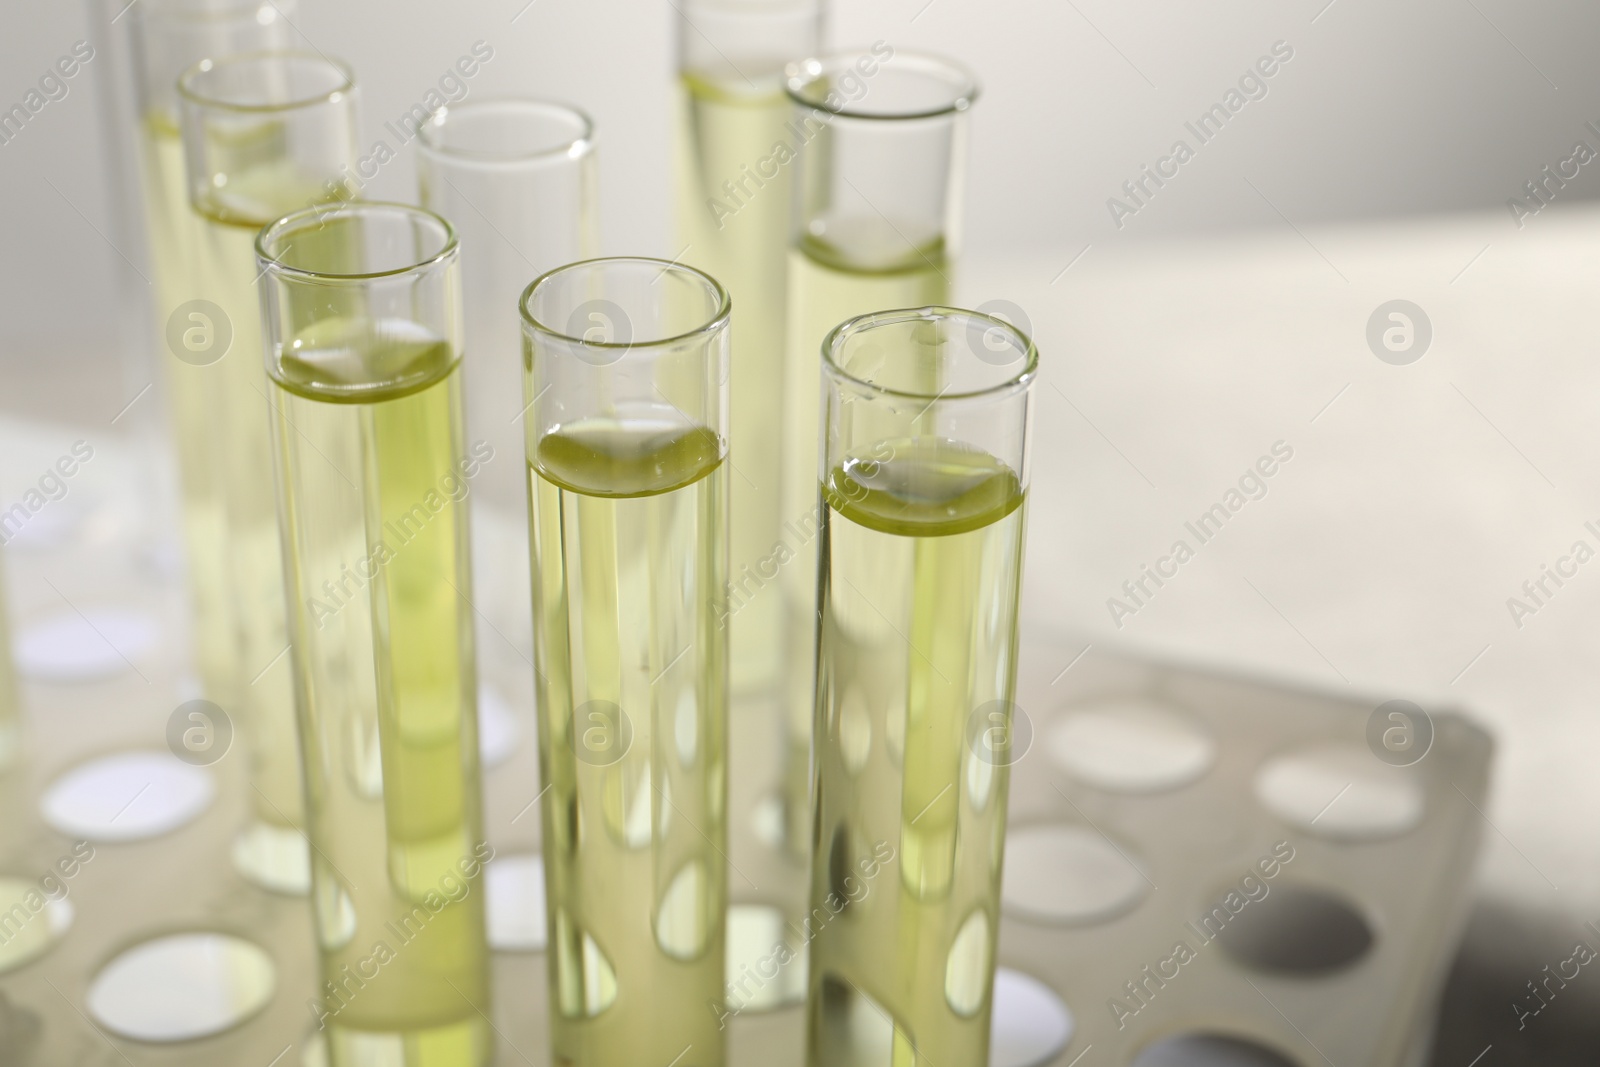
[129,0,293,725]
[522,259,730,1067]
[417,99,598,668]
[177,51,358,891]
[779,51,979,852]
[675,0,821,704]
[257,203,493,1066]
[806,307,1036,1067]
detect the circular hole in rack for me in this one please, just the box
[725,903,807,1011]
[1131,1032,1301,1067]
[41,751,214,842]
[990,967,1073,1067]
[1254,744,1424,841]
[1002,824,1149,924]
[0,877,73,975]
[15,608,159,682]
[87,932,276,1042]
[1047,697,1216,793]
[1214,883,1374,975]
[487,852,546,952]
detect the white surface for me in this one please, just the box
[86,933,276,1042]
[41,750,214,842]
[477,684,521,770]
[486,852,546,952]
[1002,823,1149,923]
[972,205,1600,913]
[14,607,158,682]
[1047,697,1217,792]
[1254,744,1426,841]
[990,966,1075,1067]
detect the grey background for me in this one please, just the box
[2,0,1599,406]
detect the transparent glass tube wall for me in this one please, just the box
[806,307,1035,1067]
[675,0,822,704]
[779,50,979,853]
[522,258,731,1067]
[417,98,598,667]
[257,202,493,1066]
[129,0,292,732]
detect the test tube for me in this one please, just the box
[256,203,493,1065]
[129,0,293,732]
[675,0,821,706]
[779,50,979,852]
[177,50,358,892]
[805,307,1036,1067]
[417,99,598,665]
[521,258,731,1067]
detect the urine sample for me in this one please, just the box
[257,203,493,1066]
[522,259,731,1067]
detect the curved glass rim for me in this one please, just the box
[519,256,732,351]
[785,50,979,121]
[823,306,1038,403]
[418,98,595,164]
[255,202,459,282]
[178,50,354,114]
[137,0,291,26]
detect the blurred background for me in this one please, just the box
[3,0,1600,1064]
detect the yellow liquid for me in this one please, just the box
[675,69,794,698]
[189,161,327,850]
[138,115,238,709]
[272,319,491,1065]
[780,230,949,850]
[528,419,728,1067]
[807,439,1025,1067]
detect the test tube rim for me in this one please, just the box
[518,256,732,353]
[134,0,296,30]
[255,201,459,283]
[822,305,1038,404]
[785,49,979,122]
[177,49,355,115]
[417,97,595,168]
